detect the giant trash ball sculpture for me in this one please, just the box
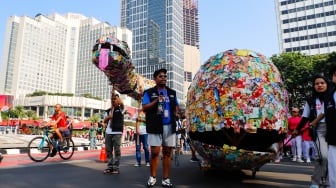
[186,49,289,171]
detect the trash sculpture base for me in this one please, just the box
[190,139,274,178]
[189,128,286,151]
[189,127,285,178]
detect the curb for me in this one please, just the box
[0,143,134,155]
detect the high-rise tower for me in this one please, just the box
[183,0,199,49]
[121,0,185,102]
[183,0,200,104]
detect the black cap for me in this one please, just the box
[153,68,167,78]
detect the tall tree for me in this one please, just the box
[313,52,336,77]
[271,52,313,108]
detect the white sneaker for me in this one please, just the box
[147,176,156,187]
[146,162,150,167]
[161,178,173,187]
[292,157,297,162]
[134,163,140,167]
[296,158,304,163]
[306,158,311,163]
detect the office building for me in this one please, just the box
[0,13,132,100]
[75,19,132,100]
[121,0,185,102]
[275,0,336,55]
[183,0,200,103]
[15,95,110,120]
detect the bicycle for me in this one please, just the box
[27,127,75,162]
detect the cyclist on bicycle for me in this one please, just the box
[48,104,68,156]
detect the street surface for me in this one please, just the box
[0,148,314,188]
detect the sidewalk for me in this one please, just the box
[0,133,134,155]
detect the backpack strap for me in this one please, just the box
[307,98,317,122]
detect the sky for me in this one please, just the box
[0,0,279,70]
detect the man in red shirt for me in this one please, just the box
[49,104,67,146]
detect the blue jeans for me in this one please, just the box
[134,133,149,164]
[90,137,96,150]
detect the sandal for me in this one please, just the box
[103,168,113,174]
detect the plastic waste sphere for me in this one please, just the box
[186,49,288,151]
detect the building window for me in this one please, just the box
[184,71,192,82]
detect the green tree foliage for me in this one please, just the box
[81,93,102,100]
[312,52,336,77]
[13,105,26,119]
[26,110,38,120]
[271,52,336,109]
[0,112,8,121]
[26,91,102,100]
[26,91,47,96]
[1,108,18,120]
[88,113,100,123]
[26,91,74,97]
[271,52,313,108]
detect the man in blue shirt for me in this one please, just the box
[142,68,179,188]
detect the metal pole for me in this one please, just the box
[136,100,141,146]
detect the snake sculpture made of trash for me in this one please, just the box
[92,36,155,100]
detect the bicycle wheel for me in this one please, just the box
[27,136,51,162]
[59,138,75,160]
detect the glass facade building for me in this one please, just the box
[121,0,185,101]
